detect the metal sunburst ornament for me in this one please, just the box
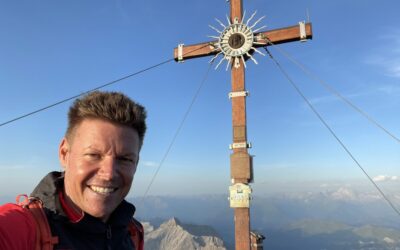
[208,11,267,70]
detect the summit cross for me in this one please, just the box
[173,1,312,249]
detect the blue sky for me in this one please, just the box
[0,0,399,197]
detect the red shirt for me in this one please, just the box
[58,191,84,223]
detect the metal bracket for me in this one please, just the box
[234,57,240,69]
[229,91,249,99]
[299,21,307,42]
[208,42,218,50]
[178,44,184,62]
[229,142,252,149]
[255,33,267,44]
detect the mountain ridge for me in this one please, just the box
[143,217,227,250]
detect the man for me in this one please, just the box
[0,91,146,249]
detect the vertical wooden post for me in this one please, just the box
[230,0,243,23]
[230,1,251,249]
[231,59,251,250]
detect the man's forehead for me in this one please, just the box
[67,119,139,147]
[72,118,137,134]
[82,144,138,154]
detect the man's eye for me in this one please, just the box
[86,153,101,159]
[118,157,134,163]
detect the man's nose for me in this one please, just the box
[98,157,117,180]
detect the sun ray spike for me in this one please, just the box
[241,55,247,68]
[246,53,258,64]
[246,10,257,26]
[215,18,226,29]
[226,15,231,25]
[250,16,266,29]
[209,25,222,34]
[215,56,226,69]
[208,35,220,39]
[226,57,232,71]
[252,25,267,33]
[209,51,223,63]
[241,10,246,24]
[252,47,266,56]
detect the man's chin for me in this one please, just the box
[82,199,115,220]
[82,189,125,220]
[84,206,113,221]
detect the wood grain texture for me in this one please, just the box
[230,0,243,23]
[173,42,217,61]
[256,23,313,46]
[235,208,251,250]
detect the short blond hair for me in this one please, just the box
[66,91,147,146]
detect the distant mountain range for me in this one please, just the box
[266,219,400,249]
[131,187,400,249]
[142,217,400,250]
[143,217,226,250]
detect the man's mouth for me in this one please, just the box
[89,185,117,195]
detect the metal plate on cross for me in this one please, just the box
[229,183,252,208]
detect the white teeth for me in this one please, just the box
[90,186,115,194]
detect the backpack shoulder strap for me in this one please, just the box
[16,195,59,250]
[128,217,144,250]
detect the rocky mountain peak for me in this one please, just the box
[161,217,182,227]
[143,217,226,250]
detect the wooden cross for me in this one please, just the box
[174,1,312,249]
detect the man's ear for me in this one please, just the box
[59,138,70,170]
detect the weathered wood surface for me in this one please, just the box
[173,23,312,61]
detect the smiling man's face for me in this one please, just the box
[59,118,140,222]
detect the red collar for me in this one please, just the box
[59,190,84,223]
